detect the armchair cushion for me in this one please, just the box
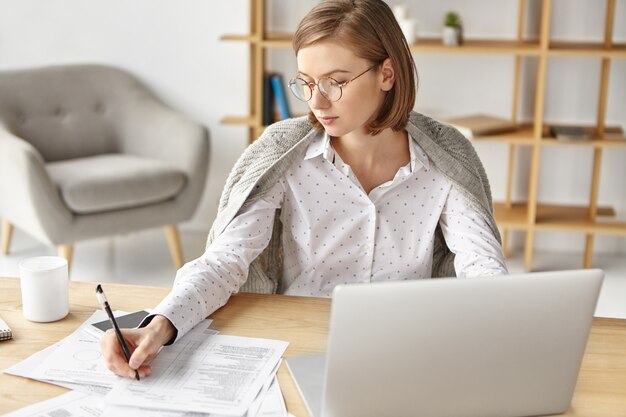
[47,154,186,214]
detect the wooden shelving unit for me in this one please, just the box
[222,0,625,271]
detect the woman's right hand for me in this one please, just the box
[99,314,175,379]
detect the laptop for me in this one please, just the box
[286,269,604,417]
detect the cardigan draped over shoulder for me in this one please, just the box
[207,112,501,294]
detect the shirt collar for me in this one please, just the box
[303,130,430,172]
[409,133,430,172]
[304,130,335,162]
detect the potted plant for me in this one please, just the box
[443,11,463,46]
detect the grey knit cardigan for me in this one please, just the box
[207,111,501,294]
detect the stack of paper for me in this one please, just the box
[103,329,288,416]
[3,312,290,417]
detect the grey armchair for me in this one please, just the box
[0,64,209,269]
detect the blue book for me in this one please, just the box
[270,73,291,120]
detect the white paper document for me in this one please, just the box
[4,310,108,376]
[1,391,104,417]
[27,311,123,388]
[101,375,287,417]
[104,330,288,416]
[4,311,118,392]
[3,339,111,396]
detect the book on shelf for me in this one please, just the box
[550,125,591,141]
[443,114,519,139]
[270,73,291,120]
[262,73,275,126]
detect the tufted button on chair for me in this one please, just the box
[0,64,210,270]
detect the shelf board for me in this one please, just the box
[262,32,293,48]
[494,202,535,229]
[221,34,256,42]
[259,34,544,54]
[471,125,626,147]
[540,138,626,147]
[494,202,626,235]
[469,124,536,145]
[221,115,257,127]
[223,32,311,48]
[494,202,616,228]
[535,218,626,235]
[548,41,626,58]
[409,38,542,55]
[223,33,626,59]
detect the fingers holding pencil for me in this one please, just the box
[100,314,176,379]
[100,328,154,379]
[96,284,177,380]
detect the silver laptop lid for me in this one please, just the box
[321,269,603,417]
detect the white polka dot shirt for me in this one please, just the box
[150,131,507,341]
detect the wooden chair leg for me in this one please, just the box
[583,235,595,269]
[1,219,13,255]
[523,230,534,272]
[58,244,74,271]
[164,225,184,269]
[502,229,510,259]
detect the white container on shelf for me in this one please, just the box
[399,18,418,45]
[392,4,409,20]
[443,26,461,46]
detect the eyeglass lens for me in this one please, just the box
[289,78,342,102]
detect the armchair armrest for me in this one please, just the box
[0,126,73,244]
[113,98,210,217]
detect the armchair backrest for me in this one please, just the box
[0,64,156,162]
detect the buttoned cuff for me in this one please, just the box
[137,313,179,346]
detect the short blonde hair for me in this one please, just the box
[293,0,417,135]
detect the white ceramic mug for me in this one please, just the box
[19,256,69,322]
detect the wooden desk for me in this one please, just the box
[1,277,625,416]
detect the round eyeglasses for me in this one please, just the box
[288,65,377,102]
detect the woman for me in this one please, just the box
[101,0,507,379]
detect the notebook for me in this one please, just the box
[287,269,604,417]
[0,315,12,341]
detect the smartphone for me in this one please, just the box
[87,310,150,337]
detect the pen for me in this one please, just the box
[95,284,140,381]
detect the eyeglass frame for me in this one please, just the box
[288,64,378,102]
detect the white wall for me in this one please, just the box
[1,0,624,254]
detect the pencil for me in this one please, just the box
[95,284,140,381]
